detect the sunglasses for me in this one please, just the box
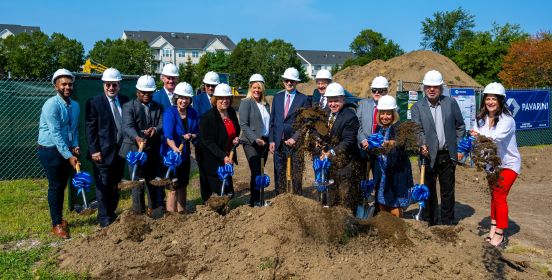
[105,83,119,88]
[205,84,216,88]
[284,79,297,84]
[371,88,387,93]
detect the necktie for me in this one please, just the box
[143,103,151,126]
[328,113,336,131]
[284,94,291,118]
[111,98,122,141]
[372,106,378,134]
[319,96,326,108]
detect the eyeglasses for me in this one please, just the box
[205,84,216,88]
[371,88,387,93]
[284,79,297,84]
[105,83,119,88]
[138,91,153,95]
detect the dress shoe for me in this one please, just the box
[61,219,69,229]
[52,224,70,239]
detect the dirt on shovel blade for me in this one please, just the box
[118,179,144,190]
[149,178,173,188]
[206,194,230,215]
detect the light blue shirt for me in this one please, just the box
[38,94,80,159]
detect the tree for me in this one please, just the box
[50,33,85,72]
[348,29,403,63]
[498,33,552,88]
[192,50,230,88]
[420,7,475,57]
[229,38,256,89]
[331,64,341,75]
[88,39,154,75]
[454,23,528,85]
[179,56,195,84]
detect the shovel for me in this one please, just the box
[118,141,147,190]
[208,143,239,215]
[356,159,375,219]
[219,143,239,196]
[313,155,334,207]
[255,144,271,207]
[72,163,96,215]
[151,142,185,189]
[284,144,294,194]
[410,157,430,221]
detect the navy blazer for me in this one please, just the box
[85,93,130,166]
[192,92,212,118]
[268,90,311,150]
[153,88,172,111]
[161,106,200,157]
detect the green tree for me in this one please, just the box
[179,56,195,84]
[0,40,7,76]
[229,38,256,89]
[193,50,230,88]
[420,7,475,57]
[88,39,154,75]
[343,29,403,69]
[50,33,84,72]
[454,23,528,85]
[331,64,341,75]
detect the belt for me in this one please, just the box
[37,145,56,150]
[437,149,449,153]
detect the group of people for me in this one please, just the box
[39,65,521,248]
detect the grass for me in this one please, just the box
[505,244,546,256]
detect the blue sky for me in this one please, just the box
[3,0,551,53]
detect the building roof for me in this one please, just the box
[296,50,353,65]
[123,30,236,51]
[0,24,40,35]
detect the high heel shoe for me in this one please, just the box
[490,231,508,248]
[485,223,496,242]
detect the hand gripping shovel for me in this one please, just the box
[313,155,333,207]
[118,141,147,190]
[356,159,375,219]
[72,163,96,215]
[255,145,271,207]
[151,142,185,189]
[409,157,430,221]
[208,143,239,214]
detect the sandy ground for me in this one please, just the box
[56,145,552,279]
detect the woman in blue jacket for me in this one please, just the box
[162,82,199,213]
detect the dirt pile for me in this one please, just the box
[57,194,539,279]
[297,50,481,98]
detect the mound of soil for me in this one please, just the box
[57,194,539,279]
[297,50,481,98]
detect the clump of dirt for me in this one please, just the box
[361,211,412,247]
[297,50,481,97]
[472,135,502,188]
[206,194,231,215]
[430,225,463,244]
[395,121,422,154]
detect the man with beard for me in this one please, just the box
[85,68,129,227]
[38,69,80,239]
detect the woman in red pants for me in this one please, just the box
[470,82,521,248]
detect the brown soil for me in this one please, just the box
[57,145,552,279]
[297,50,481,98]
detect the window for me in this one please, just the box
[192,50,199,58]
[163,49,171,57]
[177,50,185,57]
[314,65,321,71]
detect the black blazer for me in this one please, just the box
[199,107,240,176]
[329,107,360,160]
[85,94,129,166]
[118,99,164,158]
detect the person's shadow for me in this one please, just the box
[478,216,521,238]
[403,201,475,224]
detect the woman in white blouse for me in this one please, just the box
[470,82,521,248]
[239,74,271,206]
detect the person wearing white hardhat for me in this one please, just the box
[269,67,310,195]
[153,63,179,111]
[85,67,129,227]
[312,69,332,109]
[239,73,270,206]
[161,82,200,213]
[470,82,521,247]
[411,69,465,226]
[197,83,240,202]
[314,82,361,211]
[120,75,165,216]
[193,71,221,117]
[38,69,80,238]
[369,95,413,218]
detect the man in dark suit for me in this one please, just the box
[85,68,129,227]
[411,70,466,226]
[311,69,360,109]
[153,63,179,111]
[269,67,311,195]
[193,71,220,117]
[119,75,164,215]
[318,83,361,211]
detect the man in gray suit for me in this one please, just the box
[119,75,164,215]
[411,70,465,226]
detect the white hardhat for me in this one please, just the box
[281,67,301,81]
[422,70,444,86]
[483,82,506,97]
[174,82,194,97]
[161,63,179,77]
[324,82,345,97]
[249,73,265,84]
[371,76,389,88]
[136,75,156,91]
[377,95,398,110]
[52,68,74,85]
[315,69,332,80]
[213,83,233,97]
[102,68,122,82]
[203,71,220,85]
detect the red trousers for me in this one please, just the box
[490,168,518,229]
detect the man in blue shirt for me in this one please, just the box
[38,69,80,239]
